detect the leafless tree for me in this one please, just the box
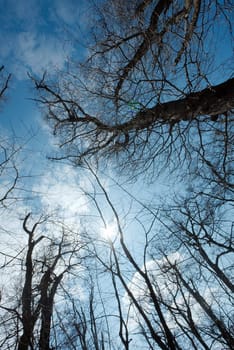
[85,163,234,350]
[0,66,20,207]
[0,137,21,207]
[55,280,121,350]
[0,159,233,349]
[0,213,88,350]
[33,0,234,177]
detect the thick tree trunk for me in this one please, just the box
[121,78,234,132]
[19,215,44,350]
[39,274,63,350]
[18,226,34,350]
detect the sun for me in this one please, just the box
[100,222,117,240]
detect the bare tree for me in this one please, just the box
[0,66,20,207]
[0,213,88,350]
[0,159,233,349]
[84,163,234,350]
[55,281,119,350]
[33,0,234,176]
[0,137,19,206]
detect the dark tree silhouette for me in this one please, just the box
[33,0,234,176]
[84,159,234,350]
[0,213,88,350]
[0,66,20,206]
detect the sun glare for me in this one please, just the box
[101,222,117,240]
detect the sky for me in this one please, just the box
[0,2,233,348]
[0,0,88,130]
[0,0,176,230]
[1,0,227,276]
[0,0,232,264]
[0,1,233,206]
[0,0,98,295]
[0,0,90,204]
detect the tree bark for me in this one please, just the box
[18,216,35,350]
[121,78,234,132]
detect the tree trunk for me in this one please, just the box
[121,78,234,132]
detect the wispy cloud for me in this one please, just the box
[0,0,74,80]
[54,0,91,29]
[33,163,90,219]
[0,31,72,79]
[55,0,80,25]
[16,31,71,76]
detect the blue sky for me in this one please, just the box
[0,2,99,286]
[0,0,93,208]
[0,0,88,132]
[1,0,232,249]
[0,0,176,220]
[0,2,233,348]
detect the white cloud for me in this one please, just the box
[122,251,228,347]
[124,252,183,304]
[0,31,72,80]
[15,31,71,77]
[0,1,73,79]
[122,252,185,331]
[33,163,90,220]
[54,0,90,27]
[0,0,92,80]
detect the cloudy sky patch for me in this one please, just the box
[0,0,77,79]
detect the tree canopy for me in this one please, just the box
[34,0,234,176]
[0,1,233,349]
